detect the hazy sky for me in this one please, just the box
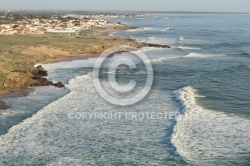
[1,0,250,13]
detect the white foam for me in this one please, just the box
[177,46,200,50]
[172,86,250,165]
[149,53,220,63]
[179,36,186,41]
[126,27,171,33]
[140,47,172,52]
[147,37,177,45]
[0,73,179,165]
[150,56,178,63]
[185,52,224,58]
[184,52,214,58]
[130,36,176,46]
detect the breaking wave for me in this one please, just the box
[171,86,250,165]
[127,27,172,32]
[150,53,221,63]
[177,46,200,50]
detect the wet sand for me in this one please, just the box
[0,88,31,110]
[0,100,9,110]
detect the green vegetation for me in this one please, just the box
[0,25,146,94]
[0,35,48,54]
[0,72,7,83]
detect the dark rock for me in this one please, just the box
[38,70,48,77]
[30,65,64,88]
[53,82,65,88]
[142,43,170,48]
[35,65,48,76]
[30,76,53,87]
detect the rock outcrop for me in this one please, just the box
[53,82,65,88]
[141,43,171,48]
[30,65,65,88]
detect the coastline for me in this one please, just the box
[0,25,129,96]
[0,24,170,109]
[0,88,30,110]
[0,100,9,110]
[1,12,249,166]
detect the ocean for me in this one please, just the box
[0,14,250,165]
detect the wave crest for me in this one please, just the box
[150,53,220,63]
[171,86,250,165]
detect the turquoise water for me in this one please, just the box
[0,14,250,165]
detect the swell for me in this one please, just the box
[170,86,250,165]
[0,59,94,137]
[0,73,184,165]
[150,52,222,63]
[126,27,172,32]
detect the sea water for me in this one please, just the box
[0,14,250,165]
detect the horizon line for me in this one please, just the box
[0,10,249,14]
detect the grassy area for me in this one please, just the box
[0,25,146,94]
[0,72,7,83]
[0,35,49,54]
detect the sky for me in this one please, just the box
[0,0,250,13]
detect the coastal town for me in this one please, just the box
[0,12,146,35]
[0,11,167,97]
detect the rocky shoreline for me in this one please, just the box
[31,65,65,88]
[30,42,169,88]
[0,25,170,108]
[29,42,169,89]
